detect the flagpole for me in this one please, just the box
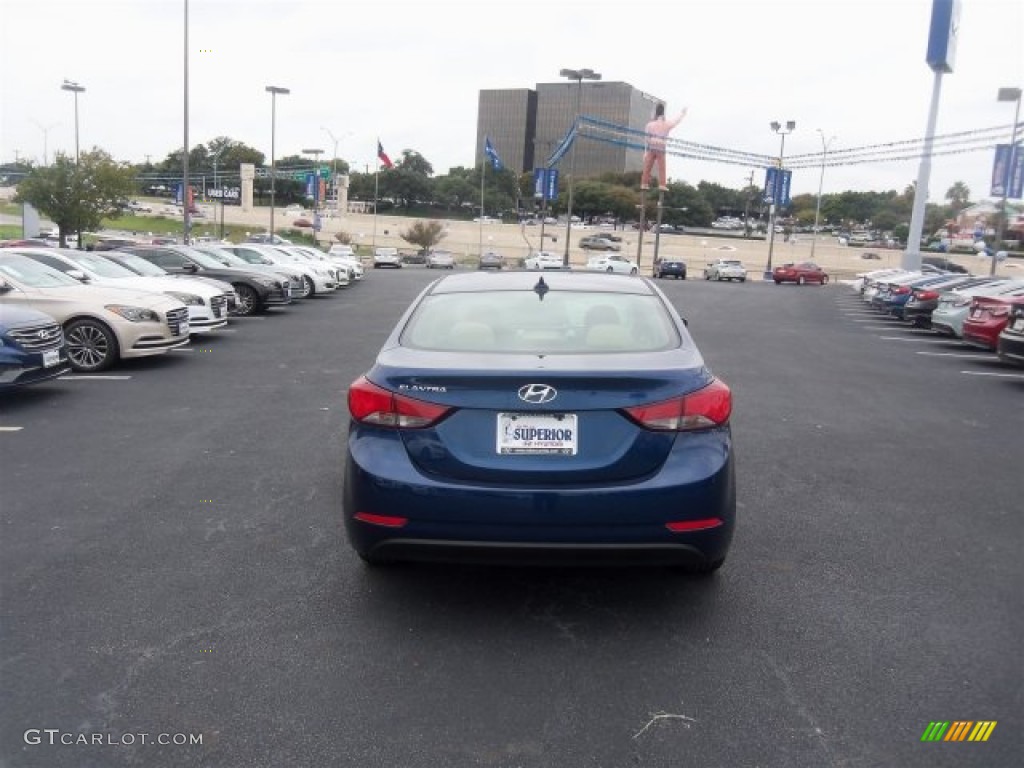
[372,145,379,253]
[479,154,485,257]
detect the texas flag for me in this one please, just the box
[377,140,393,169]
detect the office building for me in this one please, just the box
[477,81,662,177]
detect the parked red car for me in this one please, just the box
[961,296,1024,350]
[773,262,829,285]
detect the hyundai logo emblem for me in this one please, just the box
[518,384,557,404]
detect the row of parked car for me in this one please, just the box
[853,266,1024,365]
[0,241,366,389]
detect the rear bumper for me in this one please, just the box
[343,428,735,567]
[997,332,1024,365]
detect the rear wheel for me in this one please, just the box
[65,319,119,372]
[821,275,830,285]
[630,267,638,275]
[798,275,807,285]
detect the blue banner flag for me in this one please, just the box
[484,137,503,171]
[991,144,1023,199]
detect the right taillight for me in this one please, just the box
[348,376,451,428]
[623,378,732,431]
[914,290,940,301]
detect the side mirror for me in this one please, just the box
[67,269,89,282]
[183,262,199,273]
[680,315,689,327]
[0,279,11,293]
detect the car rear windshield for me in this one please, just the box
[401,291,681,354]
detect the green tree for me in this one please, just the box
[434,167,478,211]
[400,220,446,251]
[945,181,970,213]
[396,150,434,177]
[14,150,136,246]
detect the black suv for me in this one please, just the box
[120,245,292,315]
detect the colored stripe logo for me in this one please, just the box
[921,721,996,742]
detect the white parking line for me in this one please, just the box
[60,375,133,380]
[171,348,194,352]
[916,351,994,359]
[877,336,959,343]
[960,370,1024,379]
[0,426,24,432]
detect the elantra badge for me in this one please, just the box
[518,384,557,404]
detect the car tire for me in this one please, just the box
[740,278,746,282]
[233,284,259,316]
[774,279,782,285]
[606,267,614,273]
[301,276,315,297]
[630,267,638,275]
[822,275,830,285]
[798,276,807,285]
[705,273,711,281]
[65,318,119,373]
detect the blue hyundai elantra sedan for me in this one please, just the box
[343,271,735,572]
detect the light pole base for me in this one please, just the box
[762,270,774,281]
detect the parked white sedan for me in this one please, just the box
[703,259,748,282]
[524,251,565,270]
[585,253,639,275]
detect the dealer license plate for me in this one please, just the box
[42,349,61,368]
[497,413,578,455]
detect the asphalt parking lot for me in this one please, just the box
[1,272,1020,768]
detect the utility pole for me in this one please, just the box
[743,169,755,238]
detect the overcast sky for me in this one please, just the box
[1,0,1021,203]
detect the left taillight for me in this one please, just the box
[348,376,451,428]
[623,378,732,431]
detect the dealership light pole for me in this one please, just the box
[559,67,601,267]
[810,129,835,261]
[990,86,1021,276]
[763,120,795,280]
[266,85,290,240]
[60,80,85,164]
[182,0,191,244]
[61,79,85,247]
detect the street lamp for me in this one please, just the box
[991,86,1022,276]
[763,120,796,280]
[322,128,352,210]
[61,79,86,248]
[60,80,85,163]
[810,129,836,261]
[559,67,601,267]
[32,120,59,166]
[265,85,290,240]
